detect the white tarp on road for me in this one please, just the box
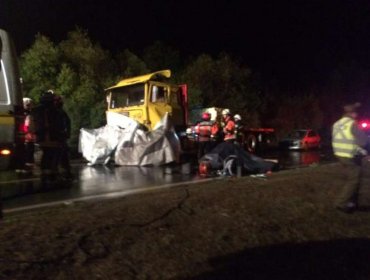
[79,112,181,166]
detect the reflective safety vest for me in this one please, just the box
[332,117,358,158]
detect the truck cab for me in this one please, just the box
[105,70,188,132]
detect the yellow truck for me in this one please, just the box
[105,70,188,132]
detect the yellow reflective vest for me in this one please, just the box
[332,117,358,158]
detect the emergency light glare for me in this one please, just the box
[0,149,11,156]
[361,122,368,128]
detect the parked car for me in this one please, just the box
[279,129,321,150]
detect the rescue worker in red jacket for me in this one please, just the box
[222,109,236,143]
[194,112,219,159]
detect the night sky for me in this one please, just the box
[2,0,370,88]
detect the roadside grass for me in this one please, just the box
[0,163,369,279]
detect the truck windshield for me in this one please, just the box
[109,84,145,108]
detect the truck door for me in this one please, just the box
[148,82,172,129]
[168,86,188,130]
[178,84,188,126]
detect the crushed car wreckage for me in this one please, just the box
[198,142,279,177]
[79,112,181,166]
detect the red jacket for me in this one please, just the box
[223,116,236,141]
[194,121,219,142]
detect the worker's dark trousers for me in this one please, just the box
[13,141,25,170]
[336,156,363,208]
[197,141,213,159]
[59,142,71,176]
[24,142,35,165]
[40,146,61,177]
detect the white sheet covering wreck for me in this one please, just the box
[79,112,181,166]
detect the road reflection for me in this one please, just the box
[78,165,194,195]
[1,164,196,210]
[259,149,334,169]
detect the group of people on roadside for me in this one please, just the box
[19,90,73,182]
[192,102,370,215]
[192,108,243,159]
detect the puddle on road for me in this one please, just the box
[258,149,334,170]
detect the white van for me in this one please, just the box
[0,29,24,169]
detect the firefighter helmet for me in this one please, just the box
[23,97,33,108]
[202,112,211,121]
[234,114,241,121]
[222,109,231,116]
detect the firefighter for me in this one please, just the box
[54,94,73,180]
[234,114,244,144]
[23,97,36,171]
[194,112,219,159]
[332,102,369,213]
[31,90,64,181]
[222,109,236,143]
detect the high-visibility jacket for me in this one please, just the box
[223,117,236,141]
[332,116,358,158]
[194,121,219,142]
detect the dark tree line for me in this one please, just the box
[20,28,370,146]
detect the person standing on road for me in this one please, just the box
[332,102,369,213]
[31,90,63,181]
[233,114,244,145]
[194,112,219,159]
[54,94,73,180]
[222,109,236,143]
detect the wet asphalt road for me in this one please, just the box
[0,149,333,212]
[1,164,197,211]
